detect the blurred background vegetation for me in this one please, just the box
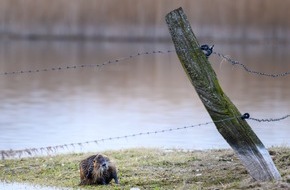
[0,0,289,42]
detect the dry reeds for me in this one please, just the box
[0,0,289,41]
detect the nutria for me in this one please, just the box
[79,153,119,185]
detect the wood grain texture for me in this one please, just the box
[165,7,281,181]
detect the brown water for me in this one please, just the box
[0,40,290,190]
[0,40,289,156]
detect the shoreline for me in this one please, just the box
[1,147,290,189]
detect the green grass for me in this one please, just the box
[0,147,290,189]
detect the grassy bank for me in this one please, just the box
[0,147,290,189]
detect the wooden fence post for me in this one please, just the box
[165,7,281,181]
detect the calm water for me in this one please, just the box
[0,40,290,189]
[0,40,289,156]
[0,182,68,190]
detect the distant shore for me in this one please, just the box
[0,0,290,42]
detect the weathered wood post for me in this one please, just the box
[165,7,281,181]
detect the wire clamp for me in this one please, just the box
[241,113,250,120]
[200,44,214,58]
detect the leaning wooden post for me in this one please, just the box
[165,7,281,181]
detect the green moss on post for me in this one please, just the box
[165,7,281,181]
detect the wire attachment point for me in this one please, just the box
[200,44,214,58]
[241,113,250,120]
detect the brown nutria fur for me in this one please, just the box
[79,153,119,185]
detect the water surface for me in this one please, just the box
[0,40,289,157]
[0,182,67,190]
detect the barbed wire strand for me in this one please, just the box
[1,114,289,160]
[0,50,176,76]
[1,48,289,78]
[0,116,236,160]
[248,114,290,122]
[213,51,290,77]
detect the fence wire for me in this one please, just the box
[212,51,290,77]
[1,116,233,160]
[0,47,289,78]
[0,50,175,76]
[1,114,289,160]
[248,114,290,122]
